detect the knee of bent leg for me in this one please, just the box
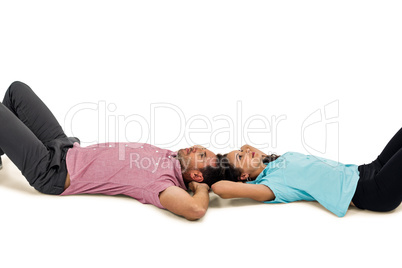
[380,199,401,212]
[7,81,29,97]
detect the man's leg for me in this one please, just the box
[0,81,68,173]
[2,81,67,143]
[0,101,52,190]
[0,81,72,194]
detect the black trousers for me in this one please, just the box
[0,81,79,194]
[352,127,402,212]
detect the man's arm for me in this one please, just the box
[159,182,210,221]
[211,180,275,202]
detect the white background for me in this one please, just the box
[1,1,402,267]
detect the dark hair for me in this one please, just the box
[216,153,281,182]
[199,154,226,187]
[262,154,281,165]
[199,153,245,186]
[219,154,242,182]
[199,153,281,186]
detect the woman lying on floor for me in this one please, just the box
[212,132,402,217]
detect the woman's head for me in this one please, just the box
[223,145,280,181]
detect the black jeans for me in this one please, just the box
[0,81,79,194]
[352,127,402,212]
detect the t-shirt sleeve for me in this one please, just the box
[144,177,178,209]
[247,175,284,204]
[248,172,311,204]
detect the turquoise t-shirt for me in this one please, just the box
[247,152,360,217]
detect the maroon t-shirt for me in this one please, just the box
[61,142,187,209]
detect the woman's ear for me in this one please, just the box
[239,172,250,181]
[190,170,204,182]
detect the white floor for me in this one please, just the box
[2,2,402,266]
[1,155,401,268]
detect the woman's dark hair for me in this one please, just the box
[261,154,281,165]
[219,154,242,182]
[211,153,281,183]
[199,154,226,187]
[200,153,281,186]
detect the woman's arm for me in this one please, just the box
[211,180,275,202]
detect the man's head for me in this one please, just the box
[177,145,219,186]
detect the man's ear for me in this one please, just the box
[190,170,204,182]
[240,172,250,181]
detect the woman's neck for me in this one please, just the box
[250,164,266,180]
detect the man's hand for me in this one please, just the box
[188,181,210,193]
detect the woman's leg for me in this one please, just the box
[359,148,402,212]
[352,127,402,211]
[376,127,402,167]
